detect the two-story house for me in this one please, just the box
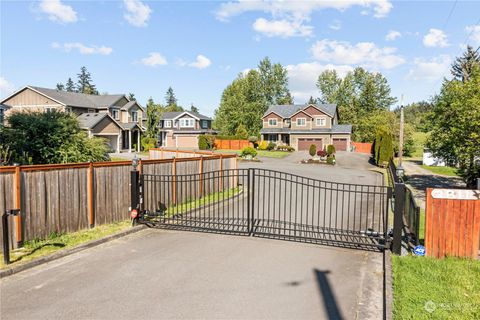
[260,104,352,151]
[0,86,145,153]
[158,111,215,148]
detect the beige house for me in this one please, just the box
[0,86,145,153]
[261,104,352,151]
[158,111,215,148]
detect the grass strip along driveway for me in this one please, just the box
[0,220,131,269]
[393,255,480,319]
[215,149,291,158]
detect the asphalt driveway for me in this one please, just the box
[1,151,386,320]
[1,230,384,320]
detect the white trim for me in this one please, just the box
[303,104,334,117]
[262,110,283,119]
[172,111,200,121]
[296,118,306,126]
[290,109,313,119]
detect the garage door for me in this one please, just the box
[298,138,323,151]
[176,135,198,148]
[332,138,348,151]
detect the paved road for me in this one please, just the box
[1,230,384,320]
[1,151,386,320]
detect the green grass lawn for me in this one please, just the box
[0,220,131,269]
[411,131,429,158]
[392,255,480,319]
[215,149,291,158]
[420,165,459,177]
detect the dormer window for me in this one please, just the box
[296,118,306,126]
[268,118,277,126]
[315,117,326,126]
[179,118,195,128]
[131,111,138,122]
[165,120,172,128]
[111,109,119,120]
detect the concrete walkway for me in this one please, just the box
[1,229,384,320]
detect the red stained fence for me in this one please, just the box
[215,139,251,150]
[425,188,480,259]
[352,142,373,154]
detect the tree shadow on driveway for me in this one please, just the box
[405,174,465,204]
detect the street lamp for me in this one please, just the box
[396,164,405,180]
[132,154,139,171]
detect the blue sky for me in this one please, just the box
[1,0,479,116]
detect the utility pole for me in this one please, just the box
[399,94,404,167]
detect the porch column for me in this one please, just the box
[137,130,141,152]
[128,130,132,153]
[116,134,121,153]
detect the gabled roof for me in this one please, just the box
[0,86,133,110]
[262,103,337,119]
[77,113,122,130]
[161,110,211,120]
[121,100,145,112]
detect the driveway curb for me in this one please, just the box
[0,225,146,279]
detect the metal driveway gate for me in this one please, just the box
[137,169,392,250]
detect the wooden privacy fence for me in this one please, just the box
[352,142,373,154]
[215,139,250,150]
[149,148,216,159]
[425,188,480,259]
[0,150,237,249]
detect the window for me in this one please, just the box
[65,107,72,114]
[165,120,172,128]
[315,117,326,126]
[268,118,277,126]
[45,107,56,113]
[131,111,138,122]
[0,108,4,124]
[201,120,209,129]
[296,118,306,126]
[112,109,119,120]
[179,118,195,127]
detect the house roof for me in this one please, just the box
[77,113,118,130]
[263,104,337,118]
[28,86,125,109]
[260,124,352,134]
[161,110,211,120]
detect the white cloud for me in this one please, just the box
[51,42,112,55]
[407,55,451,82]
[140,52,167,66]
[385,30,401,41]
[329,20,342,31]
[215,0,392,21]
[465,24,480,45]
[423,28,449,47]
[189,55,211,69]
[39,0,77,23]
[0,77,15,97]
[123,0,151,27]
[310,39,405,69]
[286,62,353,103]
[253,17,313,38]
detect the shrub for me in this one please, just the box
[141,136,157,151]
[248,136,258,148]
[327,144,336,155]
[327,154,335,165]
[317,150,327,157]
[267,142,276,151]
[258,140,268,150]
[198,135,209,150]
[309,144,317,157]
[240,146,257,158]
[235,124,249,140]
[374,127,394,166]
[276,145,295,152]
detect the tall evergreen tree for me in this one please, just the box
[190,104,199,113]
[56,83,65,91]
[128,93,136,101]
[451,45,480,82]
[308,96,317,104]
[65,78,75,92]
[76,66,98,95]
[145,97,163,139]
[165,87,177,106]
[258,57,292,106]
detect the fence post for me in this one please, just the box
[130,166,140,214]
[199,156,204,197]
[2,212,9,265]
[219,154,223,191]
[14,165,22,247]
[87,162,95,228]
[392,183,406,254]
[172,158,177,204]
